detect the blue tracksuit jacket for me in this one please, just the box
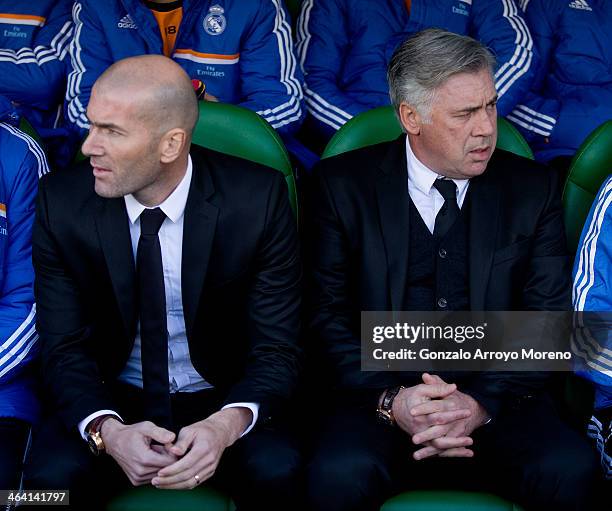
[296,0,537,139]
[572,175,612,410]
[66,0,304,138]
[509,0,612,162]
[0,0,73,167]
[0,94,49,423]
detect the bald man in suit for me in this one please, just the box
[26,55,302,510]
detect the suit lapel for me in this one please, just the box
[376,136,411,311]
[468,165,501,310]
[181,150,218,341]
[95,197,137,338]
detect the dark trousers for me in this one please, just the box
[0,417,30,490]
[305,396,600,511]
[23,383,303,510]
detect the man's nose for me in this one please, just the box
[81,128,101,157]
[473,109,496,138]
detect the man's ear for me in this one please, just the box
[159,128,187,164]
[399,102,422,135]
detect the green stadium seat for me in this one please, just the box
[193,101,298,218]
[496,117,534,160]
[106,484,236,511]
[321,105,534,160]
[18,116,44,148]
[381,490,525,511]
[562,120,612,256]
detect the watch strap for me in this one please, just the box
[86,414,123,455]
[87,414,121,436]
[377,385,405,425]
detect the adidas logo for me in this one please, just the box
[117,14,137,29]
[569,0,592,11]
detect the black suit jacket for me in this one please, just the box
[33,144,302,429]
[307,135,570,417]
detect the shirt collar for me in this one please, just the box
[405,136,470,196]
[124,155,193,224]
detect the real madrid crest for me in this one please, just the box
[204,4,226,36]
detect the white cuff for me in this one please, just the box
[220,402,259,437]
[78,410,123,440]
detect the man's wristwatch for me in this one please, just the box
[86,415,122,455]
[376,385,405,426]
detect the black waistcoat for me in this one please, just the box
[404,195,470,311]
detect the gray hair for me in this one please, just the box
[387,29,496,124]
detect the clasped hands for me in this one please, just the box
[100,407,251,489]
[391,373,489,461]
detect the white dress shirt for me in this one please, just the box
[79,156,258,439]
[405,137,470,232]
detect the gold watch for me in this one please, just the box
[86,415,120,455]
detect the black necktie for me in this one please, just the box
[137,207,172,430]
[433,179,460,239]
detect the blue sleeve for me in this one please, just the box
[506,0,561,148]
[0,128,49,385]
[0,1,73,110]
[238,0,305,137]
[296,0,372,139]
[507,0,611,156]
[508,87,610,158]
[65,1,113,137]
[572,175,612,390]
[573,176,612,312]
[470,0,537,116]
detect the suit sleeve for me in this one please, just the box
[0,137,46,385]
[521,166,571,310]
[572,176,612,391]
[296,0,375,139]
[237,0,305,137]
[32,176,116,429]
[470,0,536,116]
[223,172,302,420]
[306,167,395,409]
[65,1,113,137]
[0,1,73,110]
[507,0,612,156]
